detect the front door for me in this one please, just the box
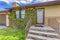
[36,8,44,24]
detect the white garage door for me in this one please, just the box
[0,14,6,26]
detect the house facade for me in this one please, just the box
[9,1,60,33]
[19,1,60,26]
[0,1,60,32]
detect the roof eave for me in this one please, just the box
[21,1,60,8]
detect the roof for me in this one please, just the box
[0,9,10,12]
[21,0,60,8]
[6,0,60,10]
[7,6,20,10]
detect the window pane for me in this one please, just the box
[16,10,19,18]
[21,10,25,14]
[21,10,25,19]
[21,15,25,19]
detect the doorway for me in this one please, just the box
[36,8,44,25]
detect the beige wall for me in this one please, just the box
[36,5,60,34]
[36,5,60,17]
[42,5,60,25]
[45,5,60,17]
[36,5,60,25]
[41,5,60,34]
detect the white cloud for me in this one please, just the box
[48,0,54,1]
[42,0,54,2]
[0,0,10,3]
[0,0,20,4]
[20,1,26,3]
[0,8,6,11]
[34,0,43,3]
[0,0,33,4]
[10,0,20,3]
[10,0,27,4]
[34,0,54,3]
[0,0,54,4]
[27,0,32,2]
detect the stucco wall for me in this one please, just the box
[42,5,60,34]
[45,5,60,17]
[41,5,60,26]
[36,5,60,26]
[37,5,60,17]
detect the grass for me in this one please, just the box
[0,27,25,40]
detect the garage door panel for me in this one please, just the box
[0,14,6,26]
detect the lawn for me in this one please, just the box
[0,27,25,40]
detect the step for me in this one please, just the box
[29,30,59,37]
[29,32,60,39]
[30,28,56,33]
[28,34,60,40]
[26,38,33,40]
[30,26,55,31]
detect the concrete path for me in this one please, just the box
[0,25,6,29]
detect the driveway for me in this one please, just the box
[0,25,6,29]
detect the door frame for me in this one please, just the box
[36,8,45,24]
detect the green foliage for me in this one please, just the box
[0,27,25,40]
[0,36,19,40]
[9,8,36,29]
[29,8,36,25]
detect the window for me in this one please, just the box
[21,10,25,19]
[16,10,19,18]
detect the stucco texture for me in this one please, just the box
[41,5,60,25]
[45,5,60,17]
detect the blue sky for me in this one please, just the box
[0,0,53,11]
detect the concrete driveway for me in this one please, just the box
[0,25,6,29]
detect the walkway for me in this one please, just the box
[0,25,6,29]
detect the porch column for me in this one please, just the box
[6,14,9,26]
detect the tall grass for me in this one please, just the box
[0,27,25,40]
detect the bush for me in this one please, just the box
[9,8,36,29]
[0,27,25,40]
[0,35,19,40]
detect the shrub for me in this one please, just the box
[9,8,36,29]
[0,35,19,40]
[0,27,25,40]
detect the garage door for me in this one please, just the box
[0,14,6,26]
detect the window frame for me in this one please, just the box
[16,10,19,18]
[21,10,25,19]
